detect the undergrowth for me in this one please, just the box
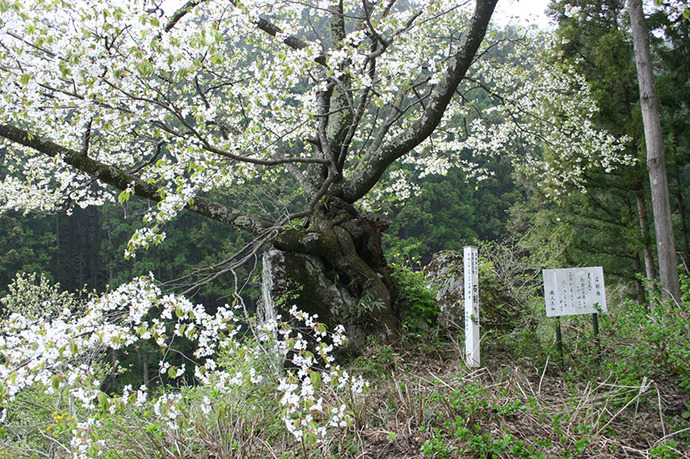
[1,265,689,458]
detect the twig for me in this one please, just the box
[460,367,487,381]
[654,382,666,438]
[538,354,550,397]
[652,427,690,448]
[512,374,528,400]
[520,370,537,398]
[619,444,650,456]
[256,437,280,459]
[571,382,592,429]
[595,377,651,436]
[593,396,611,434]
[423,372,454,390]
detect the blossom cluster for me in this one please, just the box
[383,31,635,204]
[0,273,365,456]
[0,0,640,231]
[270,306,367,442]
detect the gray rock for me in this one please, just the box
[424,251,465,329]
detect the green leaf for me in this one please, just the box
[309,371,322,388]
[97,391,108,408]
[304,430,318,446]
[137,61,154,77]
[0,380,9,403]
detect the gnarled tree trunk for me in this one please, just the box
[262,196,399,349]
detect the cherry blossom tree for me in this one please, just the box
[0,0,498,336]
[0,0,631,338]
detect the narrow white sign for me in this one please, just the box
[464,246,480,367]
[543,267,607,317]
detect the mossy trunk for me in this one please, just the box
[261,197,399,351]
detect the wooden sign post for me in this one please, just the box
[464,246,480,367]
[543,267,607,366]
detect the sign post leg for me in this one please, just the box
[556,317,565,369]
[592,313,601,366]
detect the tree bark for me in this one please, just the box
[675,174,690,266]
[635,189,656,282]
[635,189,657,304]
[628,0,681,301]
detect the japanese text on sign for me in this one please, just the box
[543,267,607,317]
[464,246,480,367]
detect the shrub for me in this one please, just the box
[476,240,543,331]
[0,271,77,319]
[604,274,690,391]
[0,273,96,456]
[391,263,439,330]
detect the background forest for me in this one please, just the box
[1,0,689,457]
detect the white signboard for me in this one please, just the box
[543,267,607,317]
[464,246,480,367]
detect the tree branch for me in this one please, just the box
[254,17,327,66]
[163,0,329,66]
[164,0,208,33]
[0,123,273,237]
[340,0,498,202]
